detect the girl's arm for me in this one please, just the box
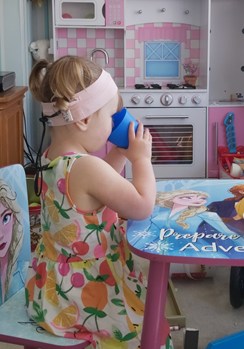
[69,122,156,220]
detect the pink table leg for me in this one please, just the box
[141,260,170,349]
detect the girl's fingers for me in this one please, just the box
[128,121,136,139]
[135,121,144,138]
[129,121,151,141]
[143,127,150,139]
[142,127,152,142]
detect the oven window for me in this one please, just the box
[149,125,193,164]
[144,41,181,79]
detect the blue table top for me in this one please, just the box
[127,179,244,265]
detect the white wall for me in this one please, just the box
[0,0,31,86]
[0,0,51,154]
[209,0,244,101]
[29,0,52,152]
[0,0,33,149]
[0,0,3,69]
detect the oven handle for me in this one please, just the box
[145,115,189,119]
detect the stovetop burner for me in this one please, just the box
[135,83,161,90]
[134,83,196,90]
[167,83,196,90]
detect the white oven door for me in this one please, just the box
[125,107,207,179]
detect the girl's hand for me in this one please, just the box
[119,121,152,163]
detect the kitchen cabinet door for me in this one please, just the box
[208,106,244,178]
[0,87,28,167]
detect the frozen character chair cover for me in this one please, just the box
[0,164,30,305]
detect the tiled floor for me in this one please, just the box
[171,266,244,349]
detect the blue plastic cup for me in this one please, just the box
[108,108,139,148]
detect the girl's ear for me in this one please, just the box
[75,116,91,131]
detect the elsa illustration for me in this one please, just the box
[130,189,244,256]
[0,179,24,303]
[152,189,241,235]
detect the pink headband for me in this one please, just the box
[41,70,118,126]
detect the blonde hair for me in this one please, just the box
[0,180,23,298]
[29,55,103,111]
[156,189,208,229]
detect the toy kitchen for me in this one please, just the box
[37,0,244,179]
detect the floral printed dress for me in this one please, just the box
[25,153,173,349]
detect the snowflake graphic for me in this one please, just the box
[130,230,156,243]
[145,240,174,254]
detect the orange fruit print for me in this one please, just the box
[45,269,59,306]
[81,281,108,310]
[83,213,99,226]
[52,304,79,329]
[45,192,60,223]
[81,281,108,331]
[54,223,79,246]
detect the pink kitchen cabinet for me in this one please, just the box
[208,106,244,178]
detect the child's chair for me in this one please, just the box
[0,164,89,349]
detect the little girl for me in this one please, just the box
[25,55,172,349]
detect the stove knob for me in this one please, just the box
[131,95,141,105]
[192,95,201,105]
[160,94,173,106]
[145,95,154,104]
[179,96,187,105]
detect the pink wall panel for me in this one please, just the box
[56,28,124,87]
[55,23,200,88]
[126,23,200,87]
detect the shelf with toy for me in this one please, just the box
[218,146,244,179]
